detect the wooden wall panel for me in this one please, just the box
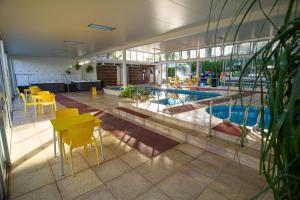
[96,64,117,86]
[128,65,155,85]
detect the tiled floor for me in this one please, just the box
[9,92,273,200]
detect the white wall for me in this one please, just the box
[12,56,77,86]
[81,62,97,81]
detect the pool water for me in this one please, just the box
[207,105,270,128]
[107,86,220,106]
[148,87,220,106]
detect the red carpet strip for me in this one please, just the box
[212,122,250,137]
[55,94,179,157]
[116,107,150,119]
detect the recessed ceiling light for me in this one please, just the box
[88,24,114,31]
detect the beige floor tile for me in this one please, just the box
[197,151,230,169]
[10,151,48,178]
[92,158,131,182]
[222,161,266,188]
[75,185,116,200]
[57,169,102,200]
[106,143,132,156]
[209,173,244,200]
[174,143,205,158]
[106,170,152,200]
[81,146,116,166]
[235,182,261,200]
[189,159,222,179]
[178,163,214,186]
[135,156,176,184]
[51,156,89,180]
[102,135,121,146]
[120,149,149,168]
[196,188,228,200]
[161,149,193,168]
[157,171,206,200]
[134,187,171,200]
[12,183,61,200]
[9,165,55,198]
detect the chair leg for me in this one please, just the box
[62,143,67,162]
[69,147,74,176]
[83,145,88,156]
[94,141,100,166]
[41,105,44,114]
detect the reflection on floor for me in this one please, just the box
[9,91,273,200]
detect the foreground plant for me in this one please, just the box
[239,1,299,199]
[210,0,300,199]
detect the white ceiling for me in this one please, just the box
[0,0,289,58]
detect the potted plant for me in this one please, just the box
[65,69,71,75]
[119,85,137,102]
[85,65,93,73]
[137,87,150,101]
[74,62,81,70]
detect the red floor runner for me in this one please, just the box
[55,94,179,157]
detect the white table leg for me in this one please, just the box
[34,100,37,119]
[58,134,64,176]
[53,128,56,157]
[98,127,104,160]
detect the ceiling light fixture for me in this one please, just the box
[88,24,114,31]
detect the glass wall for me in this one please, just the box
[176,63,190,78]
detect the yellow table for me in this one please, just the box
[50,113,104,176]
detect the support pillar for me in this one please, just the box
[122,49,128,86]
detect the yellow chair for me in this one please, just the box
[20,93,37,113]
[39,93,56,113]
[168,77,174,86]
[29,87,41,95]
[175,76,181,85]
[64,119,100,175]
[29,86,38,88]
[16,87,21,104]
[55,108,80,160]
[37,91,50,95]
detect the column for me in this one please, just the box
[122,49,128,86]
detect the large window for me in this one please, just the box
[126,50,130,60]
[238,42,251,55]
[176,63,190,78]
[223,45,235,56]
[253,40,268,52]
[181,51,189,59]
[155,54,160,62]
[199,48,209,58]
[174,52,181,60]
[211,46,222,57]
[189,49,197,59]
[137,52,143,61]
[130,51,137,60]
[167,63,176,77]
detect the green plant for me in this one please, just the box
[210,0,300,199]
[65,69,71,75]
[119,85,137,98]
[85,65,93,73]
[74,63,81,70]
[119,85,150,98]
[137,87,150,96]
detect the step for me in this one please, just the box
[112,106,261,170]
[118,101,246,144]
